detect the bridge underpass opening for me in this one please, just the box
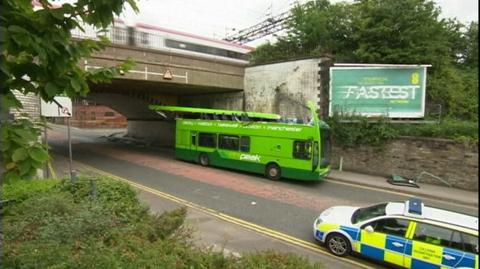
[82,79,245,147]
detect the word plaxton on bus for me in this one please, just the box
[149,102,332,181]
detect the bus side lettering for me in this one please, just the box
[240,154,260,162]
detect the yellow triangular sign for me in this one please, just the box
[163,69,173,80]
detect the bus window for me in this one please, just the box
[293,141,312,160]
[219,135,239,151]
[199,133,216,148]
[240,136,250,152]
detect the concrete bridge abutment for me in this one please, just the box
[126,120,175,147]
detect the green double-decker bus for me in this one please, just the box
[149,101,331,181]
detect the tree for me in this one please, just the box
[287,0,356,61]
[250,0,356,64]
[462,22,478,68]
[0,0,137,181]
[351,0,457,65]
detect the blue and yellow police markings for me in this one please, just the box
[340,226,360,241]
[385,235,411,267]
[359,229,388,260]
[408,240,478,269]
[411,241,443,269]
[316,222,478,269]
[358,230,409,267]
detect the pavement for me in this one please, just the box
[327,170,478,208]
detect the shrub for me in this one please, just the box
[327,115,478,148]
[326,115,396,148]
[234,251,322,269]
[392,119,478,143]
[2,178,58,202]
[2,177,323,269]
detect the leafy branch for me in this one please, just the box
[1,0,137,181]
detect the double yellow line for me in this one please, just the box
[78,161,375,269]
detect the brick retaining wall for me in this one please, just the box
[331,137,478,190]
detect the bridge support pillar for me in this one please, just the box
[126,120,175,147]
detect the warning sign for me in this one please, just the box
[163,69,173,80]
[40,97,72,118]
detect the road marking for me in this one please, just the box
[78,161,376,269]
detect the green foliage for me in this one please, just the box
[392,119,478,143]
[326,115,397,148]
[2,178,58,202]
[236,251,322,269]
[288,0,356,60]
[2,176,323,269]
[0,114,49,182]
[327,115,478,148]
[428,66,478,121]
[351,0,456,65]
[461,22,478,68]
[0,0,137,180]
[1,0,137,102]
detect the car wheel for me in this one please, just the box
[265,163,281,180]
[326,233,351,257]
[199,153,209,166]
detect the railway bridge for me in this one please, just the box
[74,23,252,144]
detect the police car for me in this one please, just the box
[313,198,478,269]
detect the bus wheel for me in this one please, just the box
[265,163,281,180]
[199,153,209,166]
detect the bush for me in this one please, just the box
[235,251,322,269]
[392,119,478,143]
[326,115,397,148]
[2,177,323,269]
[2,178,58,202]
[327,115,478,148]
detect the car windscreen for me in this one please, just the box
[351,203,387,224]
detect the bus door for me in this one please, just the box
[190,132,198,151]
[312,141,319,171]
[293,140,313,170]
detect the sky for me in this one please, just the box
[114,0,478,46]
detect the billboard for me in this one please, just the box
[40,97,72,117]
[329,65,429,118]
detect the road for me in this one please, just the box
[47,124,477,269]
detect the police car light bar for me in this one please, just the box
[405,197,424,216]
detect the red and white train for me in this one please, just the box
[33,1,252,64]
[82,20,253,65]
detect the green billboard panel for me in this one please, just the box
[329,65,428,118]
